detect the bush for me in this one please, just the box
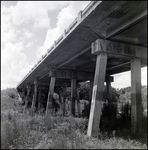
[1,85,147,149]
[48,117,87,149]
[1,88,19,100]
[1,118,23,149]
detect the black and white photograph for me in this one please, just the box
[1,1,147,149]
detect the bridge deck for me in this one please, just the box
[17,1,147,89]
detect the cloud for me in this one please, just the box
[9,2,50,29]
[57,1,90,31]
[26,42,34,48]
[24,29,33,39]
[1,29,17,43]
[112,71,131,89]
[141,67,147,85]
[1,1,72,59]
[36,27,61,58]
[2,1,146,91]
[5,1,70,30]
[36,1,90,58]
[1,1,63,89]
[112,67,147,89]
[1,42,31,89]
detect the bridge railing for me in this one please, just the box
[65,18,78,34]
[47,44,54,53]
[17,1,101,88]
[82,1,98,17]
[55,34,64,46]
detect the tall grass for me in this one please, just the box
[1,109,147,149]
[1,87,147,149]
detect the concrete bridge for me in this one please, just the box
[16,1,147,137]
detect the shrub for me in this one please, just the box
[1,119,22,149]
[48,117,87,149]
[1,88,19,100]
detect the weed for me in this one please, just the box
[1,87,147,149]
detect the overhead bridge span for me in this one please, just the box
[17,1,147,137]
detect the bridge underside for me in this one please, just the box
[17,1,147,137]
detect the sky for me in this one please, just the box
[1,1,147,90]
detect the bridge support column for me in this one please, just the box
[24,85,31,114]
[58,91,61,104]
[131,58,143,133]
[106,81,112,102]
[46,77,56,115]
[56,87,62,105]
[77,87,80,117]
[106,76,114,103]
[89,80,94,101]
[22,88,26,103]
[31,81,38,111]
[63,86,66,117]
[71,78,76,116]
[87,53,107,137]
[38,88,42,112]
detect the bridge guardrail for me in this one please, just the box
[17,1,100,88]
[48,44,54,53]
[55,34,64,45]
[82,1,97,17]
[65,18,78,34]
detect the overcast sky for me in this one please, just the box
[1,1,147,90]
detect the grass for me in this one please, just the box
[1,109,147,149]
[1,88,147,149]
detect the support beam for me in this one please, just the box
[49,69,94,81]
[87,53,107,137]
[89,80,94,100]
[34,81,49,87]
[32,94,35,110]
[106,77,112,103]
[31,81,38,111]
[77,88,80,117]
[22,88,26,102]
[55,81,71,87]
[131,58,143,133]
[49,69,113,82]
[38,86,49,91]
[56,46,90,69]
[30,89,34,104]
[23,85,49,92]
[91,39,147,60]
[106,4,147,39]
[58,91,62,105]
[38,88,42,112]
[24,85,31,114]
[105,75,114,83]
[71,78,77,116]
[138,33,147,45]
[106,62,130,71]
[63,86,66,117]
[46,77,56,115]
[80,25,105,39]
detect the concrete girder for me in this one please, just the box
[105,4,147,39]
[91,39,147,60]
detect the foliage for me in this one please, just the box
[65,82,90,100]
[1,111,147,149]
[117,85,147,116]
[142,85,147,116]
[78,82,90,100]
[1,87,147,149]
[103,86,120,103]
[1,88,19,100]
